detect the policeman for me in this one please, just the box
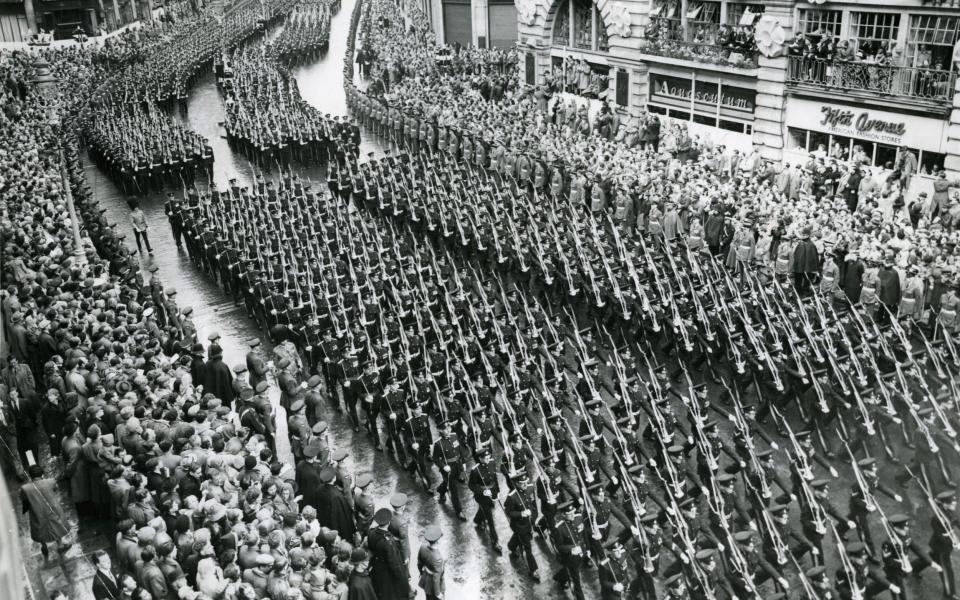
[417,525,445,600]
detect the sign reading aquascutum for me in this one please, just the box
[785,97,947,153]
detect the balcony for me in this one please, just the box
[786,56,956,112]
[638,18,759,70]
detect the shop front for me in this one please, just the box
[784,97,948,175]
[645,69,757,152]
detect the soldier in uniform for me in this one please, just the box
[404,401,433,492]
[504,471,540,581]
[469,447,502,554]
[554,502,586,600]
[432,419,467,521]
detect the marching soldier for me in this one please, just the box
[504,471,540,581]
[469,447,502,554]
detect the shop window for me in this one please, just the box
[669,109,691,121]
[726,2,763,27]
[919,151,945,176]
[788,127,808,151]
[797,9,842,43]
[907,15,959,70]
[808,131,830,156]
[693,113,718,127]
[851,142,875,165]
[718,119,748,133]
[829,134,853,162]
[849,12,900,59]
[648,104,668,115]
[875,143,898,169]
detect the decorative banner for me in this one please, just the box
[755,15,786,58]
[517,0,538,26]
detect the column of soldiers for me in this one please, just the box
[267,0,337,66]
[82,0,301,193]
[218,45,360,171]
[165,137,960,600]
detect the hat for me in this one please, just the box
[307,375,323,388]
[290,399,305,413]
[256,554,275,566]
[319,467,336,483]
[734,531,754,544]
[665,573,684,589]
[350,548,368,563]
[248,338,261,348]
[889,514,910,528]
[332,448,348,462]
[846,542,866,556]
[374,508,393,526]
[255,381,269,394]
[355,473,373,489]
[303,442,323,458]
[390,493,408,509]
[424,526,442,542]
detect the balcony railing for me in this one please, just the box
[640,17,759,69]
[786,56,956,104]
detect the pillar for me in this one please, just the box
[751,1,793,162]
[472,0,487,47]
[22,0,38,34]
[945,77,960,179]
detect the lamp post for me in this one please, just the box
[32,58,86,265]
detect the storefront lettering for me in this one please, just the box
[655,79,753,110]
[819,106,906,138]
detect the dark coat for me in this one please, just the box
[347,571,379,600]
[368,527,410,600]
[316,482,356,541]
[91,569,121,600]
[20,478,69,543]
[878,267,902,306]
[792,239,820,274]
[843,260,865,302]
[202,357,233,404]
[296,461,324,510]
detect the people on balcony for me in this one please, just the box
[788,33,956,100]
[642,17,757,67]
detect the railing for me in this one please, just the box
[786,56,956,103]
[638,37,758,68]
[640,17,758,68]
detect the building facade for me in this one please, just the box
[420,0,518,48]
[0,0,149,42]
[502,0,960,189]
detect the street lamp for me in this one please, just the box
[32,57,86,264]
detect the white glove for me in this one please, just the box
[443,465,451,473]
[390,412,397,420]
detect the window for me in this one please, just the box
[553,0,570,45]
[849,12,900,58]
[669,109,691,120]
[726,2,763,27]
[788,128,808,151]
[907,15,959,70]
[647,104,668,116]
[718,119,750,134]
[919,151,945,176]
[572,0,593,50]
[687,1,719,44]
[797,9,842,42]
[693,113,718,127]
